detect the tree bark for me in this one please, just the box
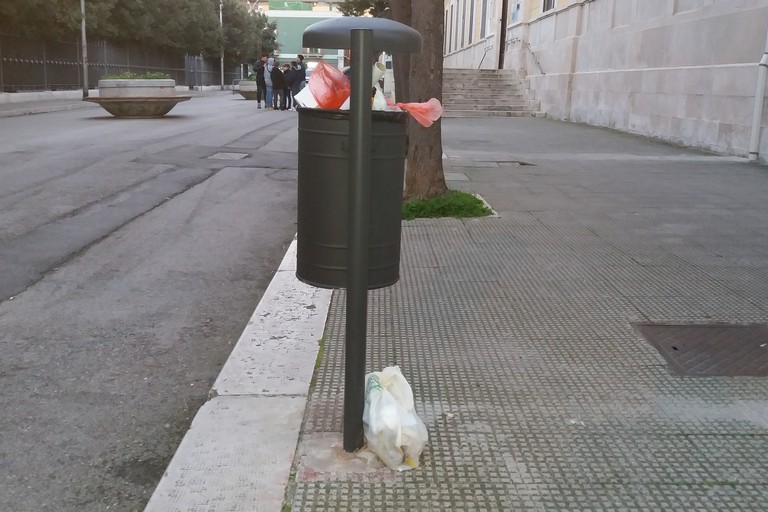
[388,0,411,102]
[403,0,448,200]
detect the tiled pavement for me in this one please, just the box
[290,118,768,511]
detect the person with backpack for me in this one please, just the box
[264,56,275,109]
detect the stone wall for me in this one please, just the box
[445,37,498,69]
[448,0,768,160]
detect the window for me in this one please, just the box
[480,0,488,38]
[543,0,555,11]
[268,1,311,10]
[461,0,466,48]
[468,0,474,44]
[444,10,449,53]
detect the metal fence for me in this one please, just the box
[0,33,240,92]
[185,55,242,89]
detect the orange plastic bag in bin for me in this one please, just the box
[309,61,351,109]
[395,98,444,128]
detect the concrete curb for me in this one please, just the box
[0,88,229,118]
[0,90,90,104]
[144,239,333,512]
[0,90,98,118]
[0,100,100,118]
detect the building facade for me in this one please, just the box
[249,1,344,68]
[444,0,768,162]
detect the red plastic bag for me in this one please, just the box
[309,61,351,109]
[395,98,444,128]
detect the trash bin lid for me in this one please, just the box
[303,17,422,54]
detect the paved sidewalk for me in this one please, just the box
[150,116,768,511]
[290,119,768,511]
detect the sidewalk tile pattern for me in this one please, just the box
[289,146,768,510]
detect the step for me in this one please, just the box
[445,69,525,78]
[444,73,525,79]
[442,96,534,107]
[443,106,537,113]
[443,110,546,118]
[442,96,530,104]
[443,102,534,109]
[446,105,534,112]
[444,84,527,91]
[443,101,536,109]
[443,76,525,83]
[444,78,524,83]
[443,103,537,111]
[443,89,527,96]
[444,78,526,85]
[441,68,539,119]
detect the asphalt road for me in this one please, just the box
[0,94,300,511]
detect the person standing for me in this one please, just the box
[264,56,275,109]
[270,61,286,110]
[289,61,302,109]
[282,63,296,110]
[254,55,268,109]
[296,54,307,90]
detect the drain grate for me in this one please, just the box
[444,172,470,181]
[208,152,249,160]
[633,323,768,377]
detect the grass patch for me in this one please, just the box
[103,71,171,79]
[402,190,492,220]
[701,481,739,487]
[314,335,327,371]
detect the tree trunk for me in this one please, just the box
[388,0,411,102]
[403,0,448,200]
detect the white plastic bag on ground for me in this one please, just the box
[363,365,428,471]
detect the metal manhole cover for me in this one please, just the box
[633,323,768,376]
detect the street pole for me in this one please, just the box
[344,28,374,453]
[220,0,225,90]
[80,0,88,98]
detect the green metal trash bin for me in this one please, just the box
[296,107,408,289]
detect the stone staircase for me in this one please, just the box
[442,68,544,118]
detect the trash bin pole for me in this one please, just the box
[344,28,374,453]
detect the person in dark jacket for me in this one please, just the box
[282,63,297,110]
[254,55,268,109]
[296,54,307,90]
[270,61,285,110]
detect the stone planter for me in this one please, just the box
[85,79,191,118]
[238,80,260,100]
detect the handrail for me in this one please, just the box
[478,42,494,69]
[524,41,544,75]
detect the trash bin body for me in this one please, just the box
[297,108,407,289]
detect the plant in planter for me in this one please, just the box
[238,76,260,100]
[85,71,191,118]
